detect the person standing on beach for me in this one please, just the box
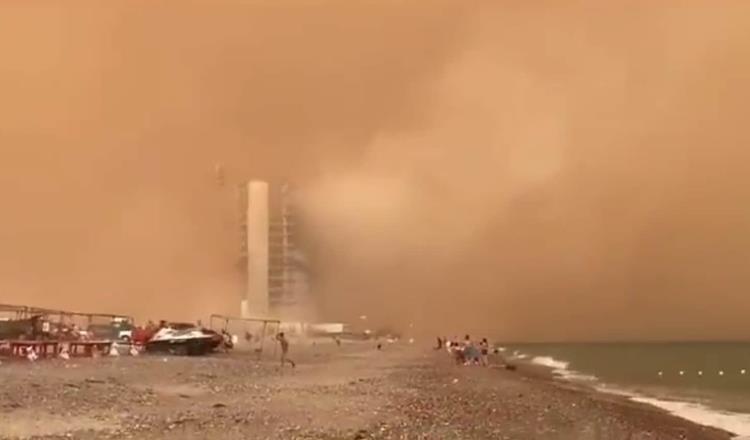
[276,332,296,368]
[479,338,490,366]
[449,339,465,365]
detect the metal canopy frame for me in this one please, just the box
[26,308,132,327]
[0,304,132,326]
[0,304,31,320]
[209,314,281,359]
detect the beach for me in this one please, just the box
[0,341,735,440]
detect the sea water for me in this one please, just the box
[501,342,750,437]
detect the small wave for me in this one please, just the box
[529,356,598,382]
[630,396,750,437]
[531,356,569,370]
[595,385,750,437]
[557,369,598,382]
[595,384,638,398]
[510,350,528,359]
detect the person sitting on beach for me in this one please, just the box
[462,335,481,366]
[276,332,296,368]
[464,344,481,365]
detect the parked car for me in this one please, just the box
[86,321,134,342]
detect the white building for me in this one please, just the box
[239,181,311,320]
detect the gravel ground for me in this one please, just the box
[0,341,734,440]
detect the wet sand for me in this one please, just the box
[0,341,734,439]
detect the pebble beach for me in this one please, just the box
[0,341,735,439]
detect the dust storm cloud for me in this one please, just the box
[0,0,472,321]
[1,2,750,341]
[297,2,750,341]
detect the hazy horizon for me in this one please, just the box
[1,2,750,342]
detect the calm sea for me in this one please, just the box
[502,342,750,437]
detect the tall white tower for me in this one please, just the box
[242,180,269,318]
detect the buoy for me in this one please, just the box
[719,370,725,376]
[698,371,703,376]
[658,371,664,377]
[741,369,747,375]
[679,370,684,376]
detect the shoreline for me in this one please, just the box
[509,351,750,438]
[0,341,738,439]
[443,350,735,439]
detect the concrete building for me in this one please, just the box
[240,181,269,318]
[238,181,310,320]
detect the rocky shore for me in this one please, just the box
[0,341,735,439]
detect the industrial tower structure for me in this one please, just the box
[238,181,310,319]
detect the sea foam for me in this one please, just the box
[522,351,750,438]
[630,396,750,437]
[531,356,569,370]
[593,385,750,437]
[530,356,597,382]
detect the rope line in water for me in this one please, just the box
[657,369,747,377]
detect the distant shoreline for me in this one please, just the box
[391,344,736,439]
[496,340,750,345]
[502,354,740,438]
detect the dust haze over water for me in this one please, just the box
[1,2,749,342]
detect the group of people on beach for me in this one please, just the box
[437,335,492,366]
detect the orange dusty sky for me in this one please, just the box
[1,2,749,341]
